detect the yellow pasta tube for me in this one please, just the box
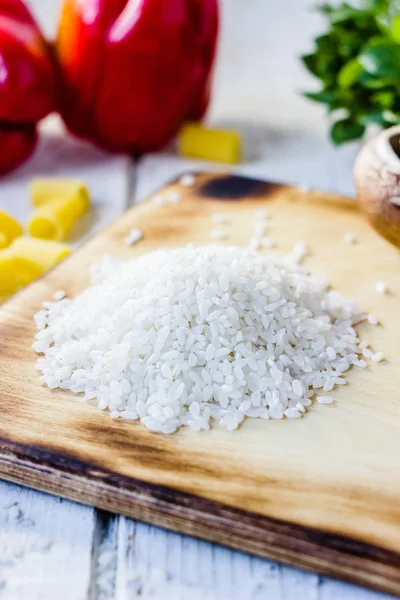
[0,209,23,248]
[10,237,71,273]
[0,232,9,249]
[178,123,242,164]
[28,190,89,241]
[0,250,19,295]
[0,249,41,297]
[30,179,90,209]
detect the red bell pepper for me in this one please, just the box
[55,0,219,154]
[0,0,57,175]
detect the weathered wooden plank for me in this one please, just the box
[114,518,394,600]
[0,481,94,600]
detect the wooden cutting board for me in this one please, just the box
[1,173,400,595]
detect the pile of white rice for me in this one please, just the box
[33,245,371,434]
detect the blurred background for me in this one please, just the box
[1,2,398,598]
[15,0,359,200]
[1,0,371,244]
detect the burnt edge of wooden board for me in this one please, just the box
[172,172,286,200]
[0,438,399,596]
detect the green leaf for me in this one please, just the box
[359,71,392,88]
[301,51,341,85]
[366,0,390,10]
[330,119,365,145]
[359,109,400,126]
[375,14,391,35]
[375,1,400,34]
[336,30,368,58]
[372,89,396,107]
[338,59,364,87]
[301,53,319,76]
[301,0,400,146]
[317,53,342,84]
[382,109,400,123]
[318,4,335,17]
[320,3,363,24]
[391,14,400,42]
[359,39,400,83]
[358,110,390,125]
[315,34,335,51]
[304,90,336,104]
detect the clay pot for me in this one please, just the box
[354,125,400,248]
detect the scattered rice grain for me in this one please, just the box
[211,229,227,241]
[53,290,66,301]
[343,232,356,244]
[375,281,388,295]
[248,237,261,251]
[212,214,227,224]
[253,209,268,219]
[179,174,195,187]
[367,314,378,326]
[297,184,310,193]
[317,396,334,404]
[260,237,276,249]
[166,190,181,204]
[124,228,143,247]
[153,194,166,207]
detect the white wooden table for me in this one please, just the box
[0,1,395,598]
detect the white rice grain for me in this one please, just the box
[343,232,356,244]
[212,214,227,224]
[253,222,268,237]
[153,194,166,207]
[165,190,181,204]
[317,396,334,404]
[34,245,377,434]
[53,290,66,301]
[260,237,276,249]
[375,281,388,295]
[253,209,268,219]
[179,174,195,187]
[124,228,143,247]
[248,237,261,251]
[297,184,310,193]
[211,229,227,241]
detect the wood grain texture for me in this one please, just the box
[1,173,400,595]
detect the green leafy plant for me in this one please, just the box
[302,0,400,144]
